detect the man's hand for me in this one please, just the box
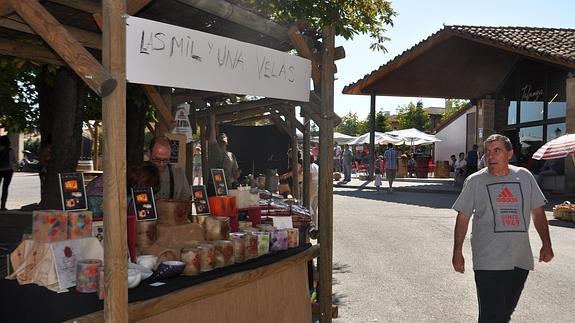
[539,245,554,263]
[452,251,465,273]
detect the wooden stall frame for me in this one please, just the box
[1,1,338,321]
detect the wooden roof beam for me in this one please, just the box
[277,105,303,132]
[221,114,271,125]
[195,98,281,118]
[8,0,116,96]
[269,113,291,135]
[49,0,101,14]
[142,85,175,127]
[0,38,65,65]
[0,14,103,50]
[288,25,320,87]
[93,0,154,31]
[177,0,301,48]
[0,1,13,17]
[215,106,273,123]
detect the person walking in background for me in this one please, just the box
[467,144,479,176]
[454,152,467,186]
[383,143,398,193]
[0,136,18,210]
[333,141,342,173]
[407,154,417,178]
[452,134,553,323]
[310,143,319,165]
[374,166,382,192]
[192,146,202,185]
[342,144,353,182]
[309,161,319,226]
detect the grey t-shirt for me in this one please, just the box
[452,165,546,271]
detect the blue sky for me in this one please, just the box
[334,0,575,119]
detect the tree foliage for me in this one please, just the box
[442,99,469,122]
[233,0,396,51]
[395,100,431,131]
[336,112,360,135]
[375,109,392,132]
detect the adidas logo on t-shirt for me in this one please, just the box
[496,187,518,203]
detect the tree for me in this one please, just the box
[336,112,360,135]
[235,0,397,51]
[442,99,469,121]
[375,109,392,132]
[396,100,431,131]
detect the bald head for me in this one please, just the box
[150,137,171,171]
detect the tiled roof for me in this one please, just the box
[447,25,575,66]
[343,25,575,94]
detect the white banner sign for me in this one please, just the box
[126,16,311,102]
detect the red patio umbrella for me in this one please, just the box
[532,133,575,163]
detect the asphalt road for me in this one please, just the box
[331,187,575,323]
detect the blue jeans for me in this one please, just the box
[342,163,351,181]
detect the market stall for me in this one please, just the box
[1,1,339,322]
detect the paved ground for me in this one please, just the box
[330,187,575,323]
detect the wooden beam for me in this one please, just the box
[288,25,320,87]
[141,85,175,128]
[195,98,281,118]
[0,14,103,50]
[223,114,272,125]
[277,105,304,132]
[313,46,345,62]
[101,0,127,321]
[0,38,65,65]
[93,0,153,27]
[49,0,101,14]
[9,0,116,96]
[0,1,13,17]
[216,106,273,123]
[177,0,297,48]
[318,25,335,323]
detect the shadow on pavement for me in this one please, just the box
[334,189,457,209]
[548,219,575,229]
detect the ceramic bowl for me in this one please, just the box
[128,262,153,280]
[150,261,186,280]
[136,255,158,270]
[127,268,142,289]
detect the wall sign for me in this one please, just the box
[126,16,311,102]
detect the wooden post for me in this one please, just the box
[369,92,376,180]
[102,0,128,322]
[318,26,335,323]
[94,121,99,171]
[302,110,311,208]
[289,109,300,199]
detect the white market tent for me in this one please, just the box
[385,128,441,146]
[347,131,403,145]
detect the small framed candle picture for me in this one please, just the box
[192,185,210,214]
[58,172,88,211]
[211,168,228,196]
[131,187,158,221]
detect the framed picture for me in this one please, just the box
[131,187,158,221]
[192,185,210,214]
[211,168,228,196]
[59,172,88,211]
[164,132,186,170]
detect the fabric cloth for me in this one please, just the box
[452,166,546,270]
[383,148,398,170]
[474,267,529,323]
[374,173,382,187]
[156,164,191,200]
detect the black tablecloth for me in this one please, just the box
[0,243,311,323]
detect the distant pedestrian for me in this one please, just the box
[374,167,382,192]
[0,136,18,210]
[454,152,467,186]
[407,154,417,178]
[467,144,479,175]
[342,144,353,182]
[383,143,398,193]
[333,141,342,173]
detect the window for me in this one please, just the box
[546,123,565,141]
[507,101,517,125]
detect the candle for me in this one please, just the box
[76,259,102,293]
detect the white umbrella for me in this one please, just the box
[385,128,441,146]
[333,132,357,145]
[347,131,403,145]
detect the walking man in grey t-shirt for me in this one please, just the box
[451,134,554,323]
